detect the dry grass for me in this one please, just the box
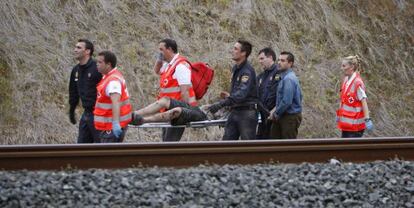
[0,0,413,144]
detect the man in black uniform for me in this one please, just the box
[68,39,102,143]
[208,40,258,140]
[256,47,281,139]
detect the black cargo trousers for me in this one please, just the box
[223,107,258,140]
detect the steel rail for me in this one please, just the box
[0,137,413,170]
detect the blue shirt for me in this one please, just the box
[274,69,302,117]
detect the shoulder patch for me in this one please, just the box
[274,74,281,81]
[241,75,250,83]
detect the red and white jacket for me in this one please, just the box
[158,55,197,106]
[337,73,366,132]
[94,68,132,130]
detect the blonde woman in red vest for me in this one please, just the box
[336,55,373,138]
[94,51,132,142]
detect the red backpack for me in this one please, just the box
[190,62,214,100]
[188,62,214,100]
[172,58,214,100]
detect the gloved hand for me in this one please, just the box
[69,106,76,124]
[112,122,122,138]
[208,102,223,114]
[156,52,164,62]
[365,119,374,131]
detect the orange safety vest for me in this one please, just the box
[158,55,197,106]
[94,68,132,130]
[336,73,366,132]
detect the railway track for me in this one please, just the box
[1,137,413,170]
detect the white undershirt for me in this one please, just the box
[344,72,367,101]
[160,53,191,85]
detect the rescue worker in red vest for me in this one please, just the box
[94,51,132,143]
[336,55,373,138]
[152,38,197,141]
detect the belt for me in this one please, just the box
[231,104,257,111]
[83,110,93,115]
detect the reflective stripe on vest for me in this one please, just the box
[337,73,365,132]
[94,113,132,123]
[93,69,132,130]
[160,86,181,93]
[342,103,362,113]
[338,116,365,125]
[95,100,131,110]
[158,55,198,106]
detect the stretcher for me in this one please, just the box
[128,119,228,129]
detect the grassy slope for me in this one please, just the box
[0,0,413,144]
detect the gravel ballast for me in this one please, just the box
[1,160,413,207]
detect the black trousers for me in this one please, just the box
[96,127,127,143]
[77,111,99,143]
[341,130,364,138]
[256,119,272,139]
[223,109,258,140]
[162,127,185,142]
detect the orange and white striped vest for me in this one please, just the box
[158,55,197,106]
[336,73,366,132]
[94,68,132,130]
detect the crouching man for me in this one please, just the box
[129,97,207,137]
[94,51,132,143]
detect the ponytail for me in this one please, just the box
[343,55,362,72]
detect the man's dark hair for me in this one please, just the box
[78,39,94,56]
[98,51,117,68]
[258,47,276,61]
[160,38,178,53]
[237,40,252,58]
[280,51,294,65]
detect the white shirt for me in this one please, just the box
[160,53,191,85]
[102,68,122,96]
[105,80,122,97]
[344,72,367,101]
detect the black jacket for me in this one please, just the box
[69,58,102,112]
[222,60,258,107]
[257,64,281,111]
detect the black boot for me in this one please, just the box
[130,112,144,126]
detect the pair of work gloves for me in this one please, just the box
[69,107,123,138]
[207,100,226,114]
[336,116,374,132]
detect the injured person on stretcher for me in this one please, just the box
[129,97,227,127]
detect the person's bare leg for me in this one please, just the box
[143,107,182,123]
[135,97,171,116]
